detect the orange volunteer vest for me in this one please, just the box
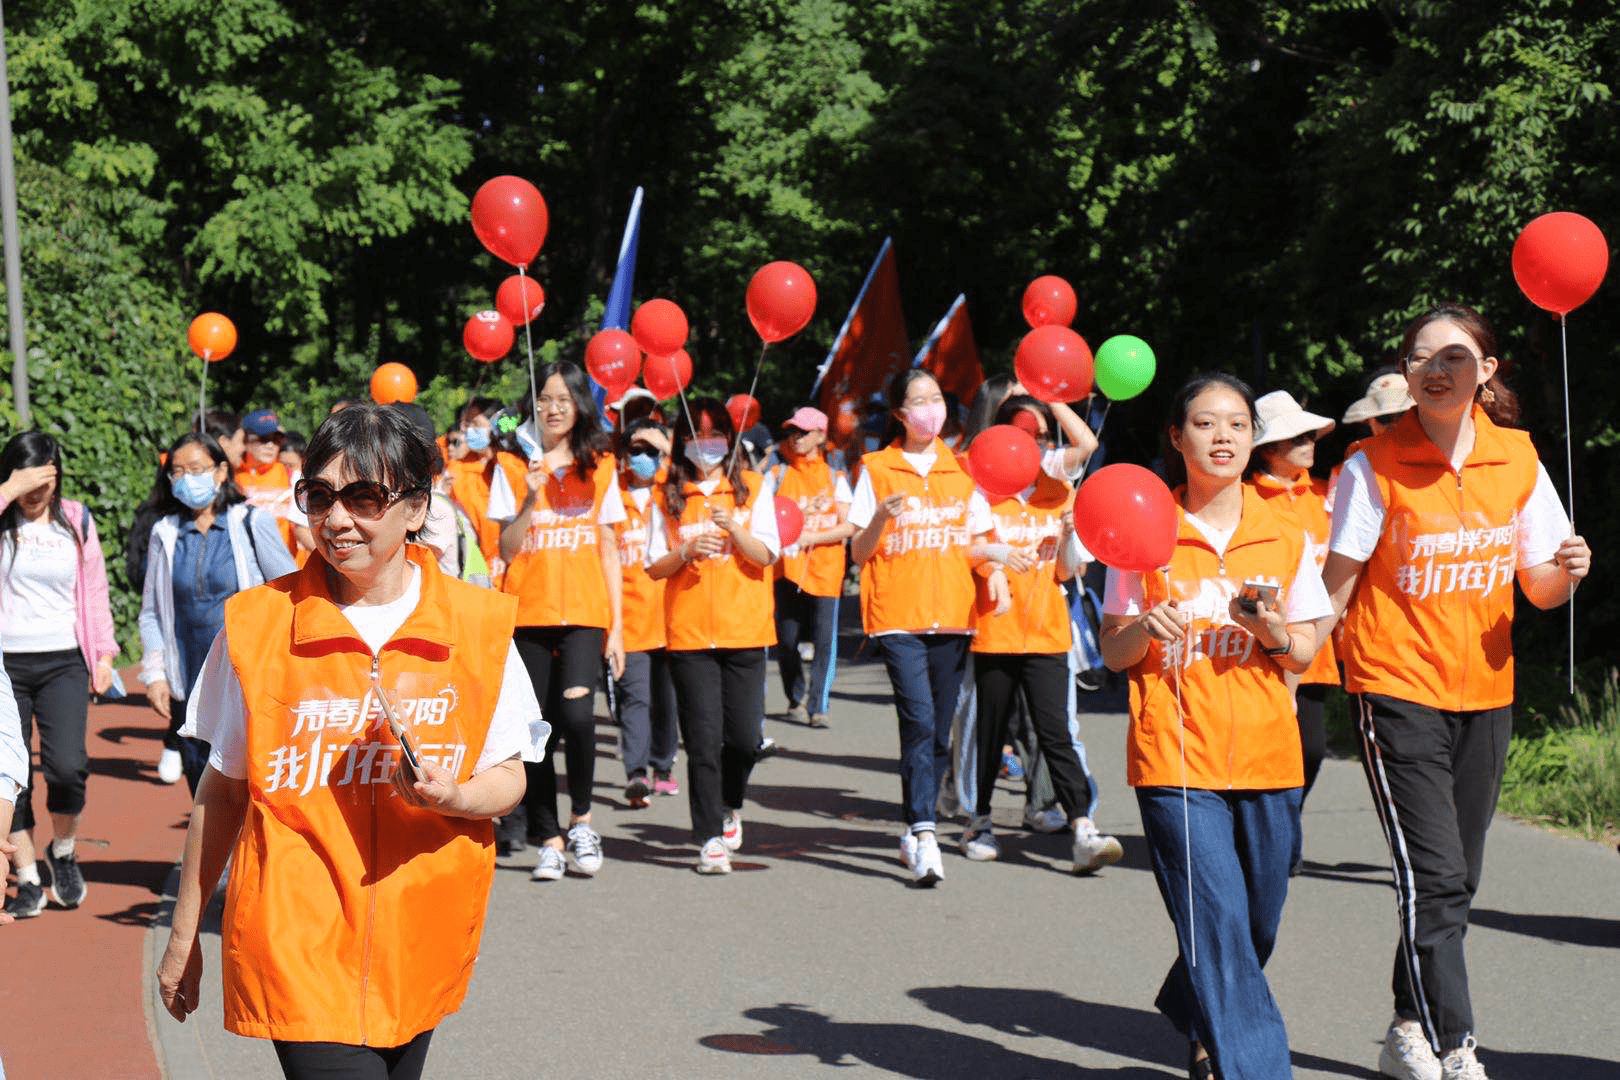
[1248,471,1339,686]
[971,473,1075,655]
[773,456,849,597]
[660,472,777,651]
[236,459,299,554]
[1339,407,1541,711]
[500,454,616,629]
[857,440,977,635]
[220,547,516,1047]
[615,482,666,653]
[1125,487,1309,790]
[449,452,528,586]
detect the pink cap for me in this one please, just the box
[783,406,828,433]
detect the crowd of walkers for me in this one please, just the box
[0,302,1592,1080]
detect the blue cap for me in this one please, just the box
[243,409,284,437]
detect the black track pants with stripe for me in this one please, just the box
[1354,692,1511,1054]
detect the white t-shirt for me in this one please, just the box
[1328,452,1570,569]
[1103,541,1334,623]
[181,565,546,779]
[646,473,781,562]
[487,463,627,528]
[848,468,994,534]
[421,493,461,577]
[0,519,81,653]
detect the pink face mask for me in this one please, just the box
[902,402,947,439]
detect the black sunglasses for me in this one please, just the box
[294,478,424,520]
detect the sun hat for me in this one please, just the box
[782,406,829,433]
[1341,372,1414,424]
[1253,391,1335,447]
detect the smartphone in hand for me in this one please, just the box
[1237,580,1280,616]
[371,679,424,785]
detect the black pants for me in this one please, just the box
[510,626,604,844]
[273,1030,432,1080]
[4,649,90,832]
[170,692,213,797]
[773,579,838,714]
[1355,692,1511,1054]
[972,652,1092,820]
[667,648,765,844]
[1297,683,1328,799]
[613,649,678,777]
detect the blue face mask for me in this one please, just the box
[628,453,659,480]
[463,426,491,452]
[171,471,218,510]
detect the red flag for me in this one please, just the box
[915,294,983,406]
[813,239,912,445]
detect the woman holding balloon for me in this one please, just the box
[1096,373,1333,1080]
[646,398,780,874]
[491,360,627,880]
[1321,304,1589,1080]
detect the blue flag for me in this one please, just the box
[592,187,644,412]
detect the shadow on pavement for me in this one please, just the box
[1295,859,1392,889]
[1478,1047,1620,1079]
[771,747,901,774]
[1467,907,1620,949]
[703,1002,1172,1078]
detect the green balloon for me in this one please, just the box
[1094,334,1156,400]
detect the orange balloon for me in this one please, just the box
[370,362,419,405]
[188,313,237,362]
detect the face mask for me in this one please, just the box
[902,402,947,439]
[628,453,659,480]
[171,471,218,510]
[684,437,729,470]
[463,426,491,452]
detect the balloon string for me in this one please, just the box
[1164,566,1196,969]
[197,356,209,430]
[1561,313,1575,695]
[726,341,769,474]
[518,265,540,436]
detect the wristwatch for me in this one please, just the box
[1262,640,1291,657]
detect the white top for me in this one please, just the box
[1041,446,1083,482]
[0,627,27,800]
[1328,453,1569,568]
[1103,543,1333,623]
[487,463,627,527]
[181,565,547,780]
[0,519,81,653]
[421,493,461,577]
[1183,512,1237,558]
[646,473,781,562]
[848,470,994,533]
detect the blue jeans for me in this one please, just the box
[774,580,839,715]
[878,633,968,831]
[1136,786,1301,1080]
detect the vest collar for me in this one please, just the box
[1174,483,1280,555]
[873,438,964,478]
[238,458,286,480]
[1388,405,1512,469]
[289,545,454,655]
[1248,470,1311,499]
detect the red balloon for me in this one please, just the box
[495,275,546,326]
[370,362,418,405]
[1074,464,1178,574]
[1021,275,1077,329]
[1512,212,1609,315]
[463,310,514,363]
[726,393,761,433]
[470,176,548,268]
[631,298,688,356]
[746,261,817,343]
[967,424,1042,500]
[585,329,642,396]
[643,350,693,400]
[774,495,804,548]
[1015,325,1094,403]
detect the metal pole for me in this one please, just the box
[0,2,30,427]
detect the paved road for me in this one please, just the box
[144,631,1620,1080]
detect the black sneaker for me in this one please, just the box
[44,844,87,908]
[4,879,47,919]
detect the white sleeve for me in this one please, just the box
[1285,543,1335,623]
[597,472,628,527]
[1102,566,1146,616]
[0,646,27,798]
[472,642,551,771]
[180,631,250,780]
[1065,531,1091,566]
[749,472,781,558]
[1041,445,1085,482]
[1516,463,1571,570]
[646,505,671,563]
[1328,452,1385,561]
[847,470,877,529]
[834,472,853,505]
[967,490,994,535]
[487,466,519,523]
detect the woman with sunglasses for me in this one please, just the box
[491,362,626,879]
[1322,305,1589,1080]
[157,404,541,1080]
[611,417,680,806]
[1245,390,1338,874]
[139,432,298,795]
[646,398,780,874]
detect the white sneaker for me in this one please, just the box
[1023,805,1068,833]
[960,815,999,861]
[565,823,603,876]
[696,837,732,874]
[531,845,565,882]
[721,810,743,852]
[1071,818,1124,875]
[1439,1038,1488,1080]
[1379,1017,1442,1080]
[898,829,944,886]
[157,748,183,784]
